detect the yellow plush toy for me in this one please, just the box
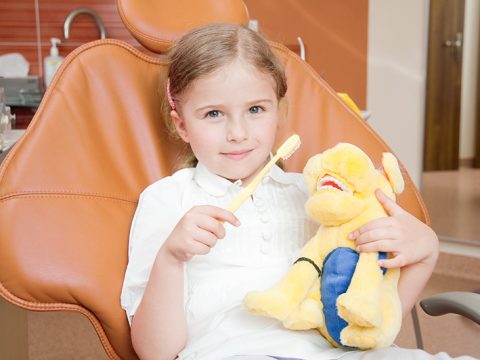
[244,143,405,350]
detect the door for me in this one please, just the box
[423,0,465,171]
[476,28,480,168]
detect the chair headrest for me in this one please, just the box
[117,0,250,53]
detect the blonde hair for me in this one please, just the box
[162,23,287,169]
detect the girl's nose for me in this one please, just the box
[226,116,248,142]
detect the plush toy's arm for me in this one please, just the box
[336,252,384,327]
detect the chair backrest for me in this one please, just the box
[0,1,429,359]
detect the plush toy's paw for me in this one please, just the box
[340,324,381,350]
[244,290,294,321]
[337,293,381,328]
[282,299,324,330]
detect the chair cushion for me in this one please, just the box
[117,0,250,53]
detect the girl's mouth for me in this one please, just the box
[222,149,253,160]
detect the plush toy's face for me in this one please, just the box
[303,143,403,226]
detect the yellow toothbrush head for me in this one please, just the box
[276,134,301,160]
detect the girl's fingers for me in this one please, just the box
[349,217,393,239]
[189,241,212,256]
[195,205,241,227]
[378,255,406,269]
[375,189,405,217]
[354,227,401,245]
[356,239,397,253]
[174,205,242,260]
[192,229,218,247]
[195,214,227,240]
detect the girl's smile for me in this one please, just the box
[221,149,253,160]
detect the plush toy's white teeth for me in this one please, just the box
[316,175,353,193]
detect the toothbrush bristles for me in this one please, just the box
[281,139,301,160]
[276,134,301,161]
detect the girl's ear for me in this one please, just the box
[170,110,190,143]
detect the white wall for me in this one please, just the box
[367,0,430,186]
[460,0,480,160]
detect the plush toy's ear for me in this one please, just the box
[382,153,404,194]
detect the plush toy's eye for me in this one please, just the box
[316,175,353,193]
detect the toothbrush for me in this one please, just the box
[226,134,301,213]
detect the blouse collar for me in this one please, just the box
[193,161,294,197]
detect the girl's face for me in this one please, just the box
[171,58,283,185]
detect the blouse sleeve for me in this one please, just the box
[120,175,185,325]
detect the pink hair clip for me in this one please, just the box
[167,78,176,110]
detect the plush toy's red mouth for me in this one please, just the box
[317,175,353,193]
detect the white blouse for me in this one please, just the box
[121,162,348,360]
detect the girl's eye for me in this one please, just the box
[206,110,220,118]
[249,106,263,114]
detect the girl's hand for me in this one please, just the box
[160,205,240,263]
[349,189,439,269]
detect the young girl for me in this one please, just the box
[121,24,447,360]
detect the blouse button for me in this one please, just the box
[262,230,272,241]
[260,243,270,254]
[256,206,266,214]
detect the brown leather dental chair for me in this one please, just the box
[0,1,429,359]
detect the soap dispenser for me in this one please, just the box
[44,37,64,88]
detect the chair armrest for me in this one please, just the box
[420,291,480,325]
